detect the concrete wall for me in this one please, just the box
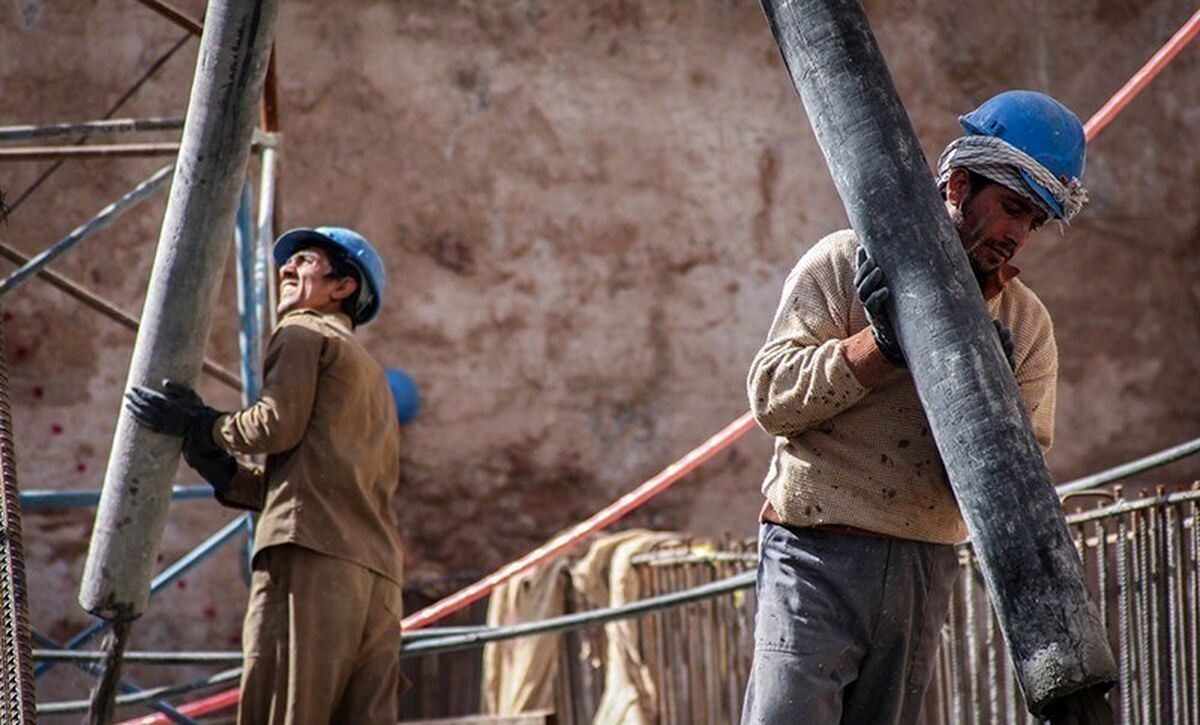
[2,0,1198,707]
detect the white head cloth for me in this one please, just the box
[936,135,1088,224]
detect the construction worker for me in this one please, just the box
[741,91,1089,723]
[125,227,404,724]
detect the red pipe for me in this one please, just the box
[402,411,756,631]
[1083,7,1200,140]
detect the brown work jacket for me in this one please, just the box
[212,308,404,585]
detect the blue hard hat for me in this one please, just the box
[959,90,1086,220]
[385,368,420,424]
[274,226,386,325]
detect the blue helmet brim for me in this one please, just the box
[1017,168,1067,221]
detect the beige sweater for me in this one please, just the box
[749,230,1057,544]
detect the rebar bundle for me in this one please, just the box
[0,313,37,723]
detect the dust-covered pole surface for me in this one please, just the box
[758,0,1116,714]
[80,0,279,622]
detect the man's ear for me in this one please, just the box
[945,167,971,208]
[330,276,358,302]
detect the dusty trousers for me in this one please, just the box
[742,523,958,724]
[238,544,403,725]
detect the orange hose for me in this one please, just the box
[402,411,756,631]
[1083,7,1200,141]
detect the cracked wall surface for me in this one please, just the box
[2,0,1198,709]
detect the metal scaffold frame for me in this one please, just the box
[0,2,1196,723]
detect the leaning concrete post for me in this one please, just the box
[80,0,279,621]
[759,0,1116,714]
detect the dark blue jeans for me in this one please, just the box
[742,523,959,724]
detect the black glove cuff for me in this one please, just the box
[181,444,237,491]
[186,407,225,455]
[872,329,907,367]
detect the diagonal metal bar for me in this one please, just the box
[4,32,191,218]
[0,143,180,161]
[39,667,241,716]
[133,0,203,36]
[21,485,210,512]
[0,237,242,389]
[1057,435,1200,496]
[36,515,247,678]
[30,631,196,724]
[0,164,173,298]
[0,117,184,143]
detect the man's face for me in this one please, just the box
[948,171,1049,279]
[277,246,357,317]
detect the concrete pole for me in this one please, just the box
[80,0,279,622]
[759,0,1116,715]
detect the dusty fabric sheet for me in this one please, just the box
[481,552,570,715]
[480,530,681,721]
[571,530,681,725]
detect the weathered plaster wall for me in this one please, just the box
[2,0,1198,708]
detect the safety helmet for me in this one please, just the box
[959,90,1086,220]
[385,368,421,424]
[274,226,386,325]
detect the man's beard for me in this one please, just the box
[950,205,992,286]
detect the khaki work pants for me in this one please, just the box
[238,544,403,725]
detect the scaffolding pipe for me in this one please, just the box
[0,117,184,143]
[0,142,181,161]
[31,631,196,724]
[4,32,192,218]
[234,184,261,404]
[759,0,1116,715]
[0,164,174,298]
[79,0,280,623]
[21,485,210,511]
[43,516,247,679]
[1057,435,1200,496]
[234,182,260,589]
[256,147,278,327]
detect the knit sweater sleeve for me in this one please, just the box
[1013,300,1058,453]
[747,233,868,438]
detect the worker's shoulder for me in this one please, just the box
[788,229,857,275]
[999,278,1053,327]
[274,310,353,344]
[810,228,858,258]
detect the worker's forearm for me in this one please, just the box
[840,326,900,388]
[748,338,868,437]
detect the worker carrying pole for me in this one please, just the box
[745,0,1117,721]
[79,0,278,719]
[125,227,407,723]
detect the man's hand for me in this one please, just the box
[994,319,1015,370]
[124,380,223,453]
[854,246,905,366]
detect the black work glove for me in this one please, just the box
[993,319,1015,371]
[124,380,224,454]
[854,246,905,366]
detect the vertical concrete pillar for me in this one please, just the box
[80,0,280,621]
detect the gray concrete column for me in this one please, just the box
[80,0,280,621]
